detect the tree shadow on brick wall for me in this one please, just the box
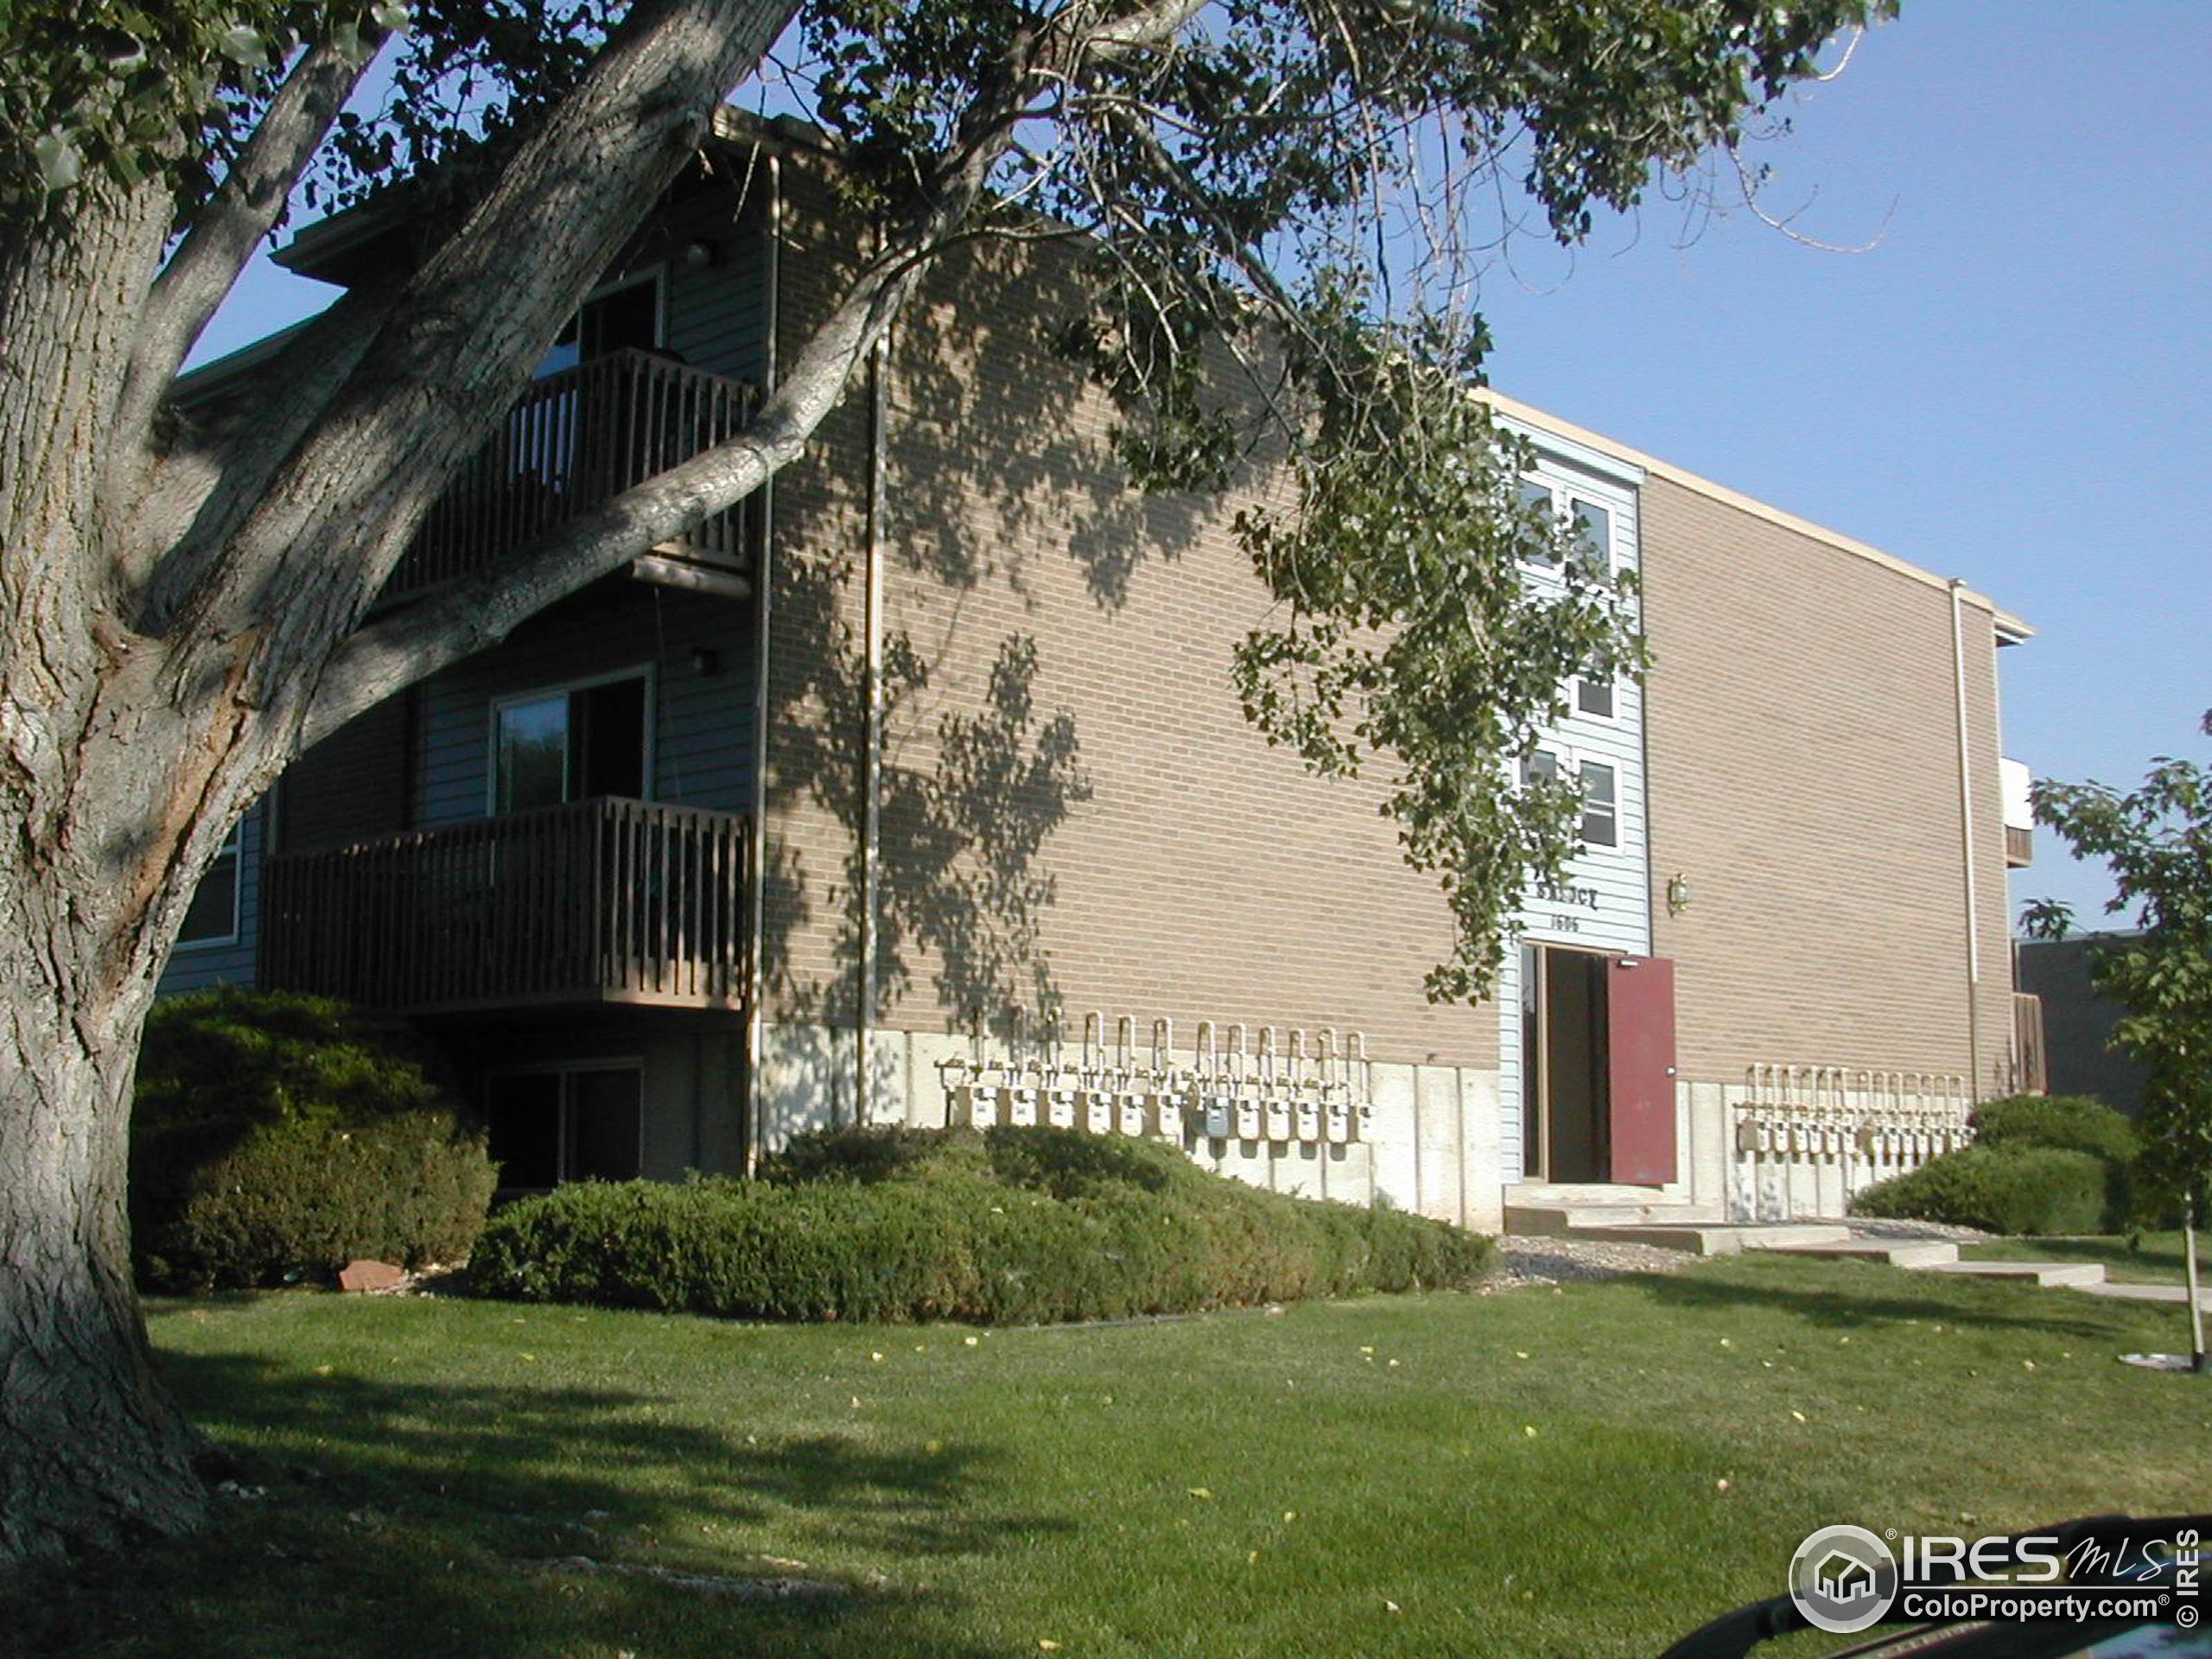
[886,234,1218,613]
[762,550,1092,1052]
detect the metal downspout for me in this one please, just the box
[741,152,781,1177]
[1949,579,1983,1099]
[856,325,888,1129]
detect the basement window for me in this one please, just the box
[486,1065,643,1191]
[176,821,242,947]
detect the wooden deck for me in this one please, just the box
[384,350,758,603]
[262,798,749,1014]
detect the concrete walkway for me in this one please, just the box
[1503,1190,2212,1308]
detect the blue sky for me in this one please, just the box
[194,2,2207,932]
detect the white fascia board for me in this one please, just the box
[1491,405,1647,492]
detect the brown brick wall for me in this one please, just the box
[763,167,2023,1089]
[761,180,1494,1067]
[1641,474,2018,1090]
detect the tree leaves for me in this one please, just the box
[2030,713,2212,1218]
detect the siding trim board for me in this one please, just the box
[1483,387,2032,642]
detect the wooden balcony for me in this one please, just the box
[262,798,748,1015]
[384,350,759,604]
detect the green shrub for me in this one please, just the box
[475,1124,1493,1324]
[131,988,496,1290]
[1971,1094,2136,1160]
[1849,1145,2108,1236]
[1969,1094,2149,1230]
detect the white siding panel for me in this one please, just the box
[1496,435,1653,1177]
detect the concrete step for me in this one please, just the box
[1570,1222,1853,1257]
[1504,1198,1725,1236]
[1759,1237,1961,1268]
[1509,1183,1700,1206]
[1916,1259,2107,1287]
[2066,1280,2212,1308]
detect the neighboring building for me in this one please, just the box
[163,119,2039,1229]
[2015,934,2147,1114]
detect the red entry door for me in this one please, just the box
[1606,956,1678,1185]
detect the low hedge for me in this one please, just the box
[1970,1094,2146,1230]
[1849,1144,2108,1236]
[472,1125,1492,1324]
[1970,1094,2139,1165]
[131,988,496,1290]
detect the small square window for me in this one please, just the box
[1576,674,1615,720]
[1520,748,1560,789]
[1579,761,1618,849]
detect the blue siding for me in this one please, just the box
[157,801,265,996]
[416,582,756,827]
[153,206,770,1006]
[664,205,771,386]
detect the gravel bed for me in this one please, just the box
[1841,1217,1993,1243]
[1484,1235,1699,1289]
[1483,1215,1997,1291]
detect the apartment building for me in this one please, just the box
[164,122,2037,1230]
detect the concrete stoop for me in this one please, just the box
[1913,1259,2108,1288]
[1573,1223,1852,1257]
[1759,1236,1961,1269]
[1500,1189,2185,1306]
[1502,1185,1723,1238]
[2069,1281,2212,1308]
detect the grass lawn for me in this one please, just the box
[1963,1230,2202,1287]
[11,1255,2210,1659]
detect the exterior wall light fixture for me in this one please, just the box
[1666,873,1693,916]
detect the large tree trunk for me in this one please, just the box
[0,178,266,1562]
[0,0,807,1566]
[0,956,207,1563]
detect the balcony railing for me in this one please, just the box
[385,349,758,602]
[262,798,748,1014]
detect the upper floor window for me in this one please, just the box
[536,270,662,378]
[1518,480,1559,568]
[493,671,649,813]
[177,821,242,946]
[1575,673,1615,721]
[1522,749,1618,850]
[1579,760,1618,849]
[1572,500,1612,574]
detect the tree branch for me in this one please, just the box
[114,30,385,489]
[168,0,803,670]
[136,276,403,632]
[306,7,1064,746]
